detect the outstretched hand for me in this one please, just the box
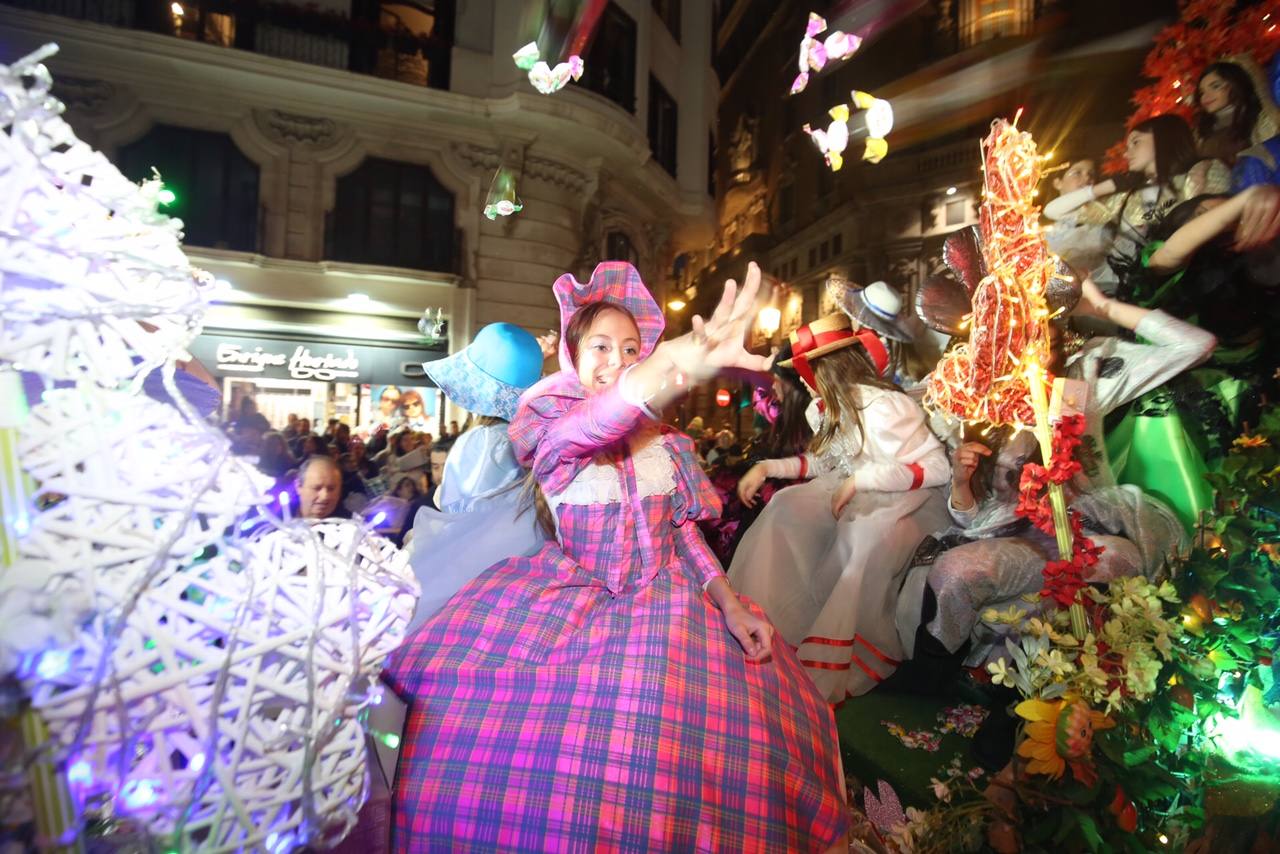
[671,262,774,382]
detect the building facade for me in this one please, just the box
[1,0,718,427]
[671,0,1174,433]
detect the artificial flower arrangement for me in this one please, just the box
[878,407,1280,853]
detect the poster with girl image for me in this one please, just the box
[359,384,438,438]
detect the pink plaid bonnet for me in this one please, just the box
[553,261,665,373]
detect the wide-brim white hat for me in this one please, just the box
[834,279,923,342]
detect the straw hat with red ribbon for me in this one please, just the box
[778,312,890,394]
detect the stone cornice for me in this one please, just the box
[252,109,342,149]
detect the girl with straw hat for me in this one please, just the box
[728,282,951,702]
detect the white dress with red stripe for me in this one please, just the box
[728,385,950,702]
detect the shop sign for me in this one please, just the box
[215,342,361,382]
[190,332,444,386]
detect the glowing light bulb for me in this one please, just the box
[36,649,71,680]
[369,511,387,527]
[667,299,687,311]
[121,778,159,810]
[170,2,184,15]
[67,759,93,786]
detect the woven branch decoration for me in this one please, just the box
[0,44,420,852]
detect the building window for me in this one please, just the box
[648,75,679,177]
[168,2,236,47]
[652,0,681,42]
[945,198,967,226]
[605,230,639,265]
[373,1,452,88]
[328,157,455,271]
[819,240,829,263]
[959,0,1032,47]
[790,258,798,278]
[832,232,843,256]
[118,124,259,252]
[808,247,817,269]
[579,2,637,112]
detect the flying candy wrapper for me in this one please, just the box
[791,12,863,95]
[853,90,894,163]
[803,104,851,171]
[483,166,523,220]
[513,41,584,95]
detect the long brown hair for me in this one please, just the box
[1194,61,1262,147]
[522,299,642,539]
[808,344,901,458]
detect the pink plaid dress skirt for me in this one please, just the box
[384,378,848,852]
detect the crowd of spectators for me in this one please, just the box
[223,397,466,543]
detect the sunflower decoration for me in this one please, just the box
[1015,695,1114,786]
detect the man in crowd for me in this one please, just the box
[297,455,344,519]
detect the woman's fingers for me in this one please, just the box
[731,262,762,320]
[709,278,738,328]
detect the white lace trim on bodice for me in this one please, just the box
[547,428,676,513]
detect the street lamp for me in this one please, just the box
[758,306,781,338]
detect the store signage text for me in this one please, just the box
[215,343,361,381]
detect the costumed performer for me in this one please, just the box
[385,261,850,852]
[727,281,950,703]
[895,275,1214,693]
[1103,184,1280,529]
[403,322,548,631]
[699,336,815,567]
[1043,116,1231,291]
[1193,57,1280,165]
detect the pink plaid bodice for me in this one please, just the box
[510,373,724,595]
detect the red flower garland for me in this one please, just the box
[1016,414,1105,608]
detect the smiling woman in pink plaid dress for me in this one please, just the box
[384,261,849,852]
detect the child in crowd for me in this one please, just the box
[386,262,849,852]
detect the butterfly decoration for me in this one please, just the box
[513,41,585,95]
